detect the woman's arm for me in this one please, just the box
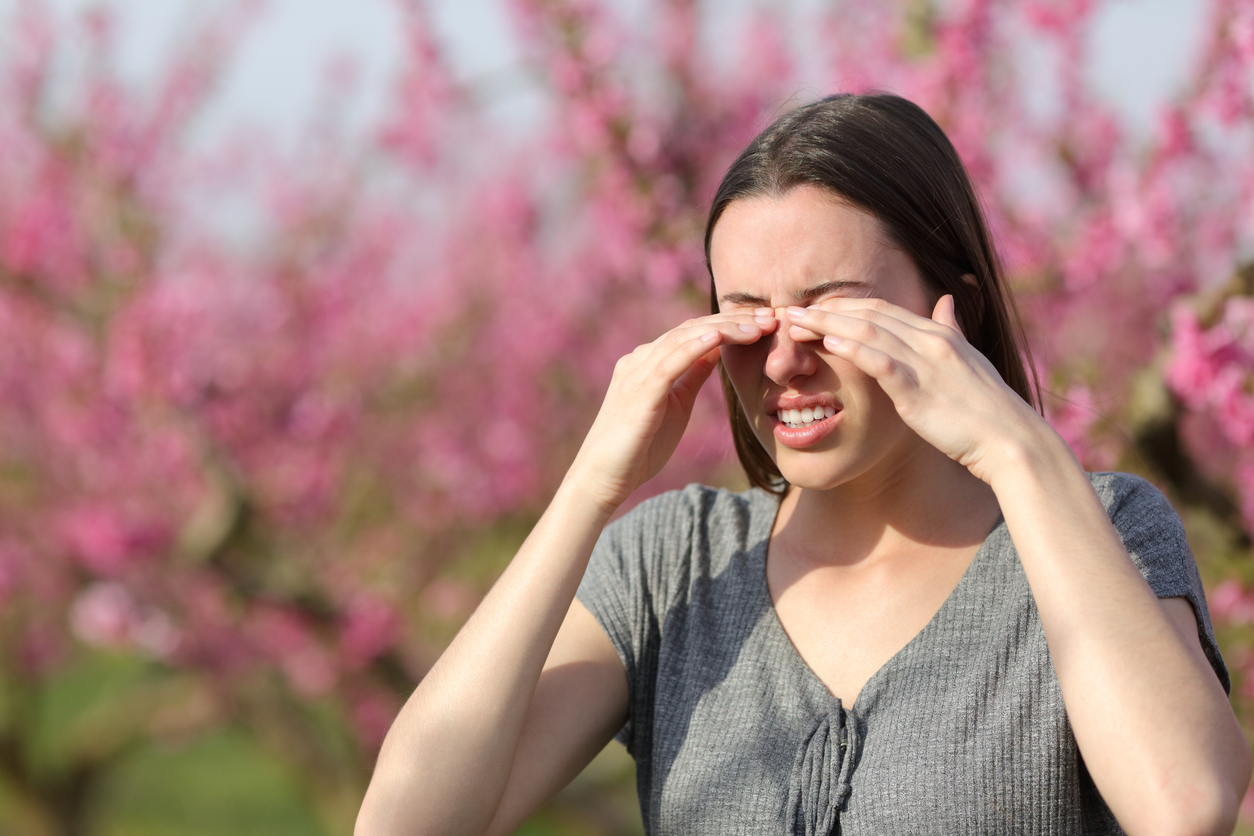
[354,311,776,836]
[988,424,1249,836]
[354,483,620,836]
[785,296,1251,836]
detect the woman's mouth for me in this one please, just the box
[770,404,841,448]
[776,405,837,428]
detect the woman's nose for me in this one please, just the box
[763,306,819,385]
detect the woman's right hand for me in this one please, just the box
[567,309,778,514]
[357,309,776,836]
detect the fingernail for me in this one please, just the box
[700,330,718,342]
[754,307,773,316]
[786,306,808,319]
[824,336,843,350]
[738,323,759,333]
[753,315,774,325]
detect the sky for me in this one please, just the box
[2,0,1210,147]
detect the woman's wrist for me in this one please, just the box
[554,459,627,527]
[982,416,1087,499]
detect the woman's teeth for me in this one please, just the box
[777,405,837,428]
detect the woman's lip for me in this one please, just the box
[772,411,841,449]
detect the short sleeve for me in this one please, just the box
[1092,472,1230,694]
[575,487,699,752]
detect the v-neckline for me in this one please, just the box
[752,489,1005,710]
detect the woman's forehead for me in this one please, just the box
[711,190,905,293]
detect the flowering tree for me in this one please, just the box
[1,0,1253,832]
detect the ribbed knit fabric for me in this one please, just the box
[576,472,1227,835]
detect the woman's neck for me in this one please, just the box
[772,446,1001,570]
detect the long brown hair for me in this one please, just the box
[705,92,1039,494]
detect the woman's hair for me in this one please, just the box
[704,92,1039,494]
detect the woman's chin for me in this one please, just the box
[770,457,856,492]
[779,473,848,493]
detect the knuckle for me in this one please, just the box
[927,332,959,357]
[853,320,879,341]
[657,353,685,379]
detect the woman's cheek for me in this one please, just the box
[720,342,775,441]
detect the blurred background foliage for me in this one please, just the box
[0,0,1253,833]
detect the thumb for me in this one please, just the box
[932,294,961,331]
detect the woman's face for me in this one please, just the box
[711,185,935,492]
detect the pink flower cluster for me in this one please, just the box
[1168,299,1254,529]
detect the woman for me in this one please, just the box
[356,94,1250,835]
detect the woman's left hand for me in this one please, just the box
[784,295,1050,485]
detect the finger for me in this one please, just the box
[807,295,923,315]
[785,323,825,343]
[667,311,777,347]
[647,315,775,371]
[931,294,959,330]
[686,308,778,333]
[670,345,720,404]
[822,336,919,392]
[649,326,756,391]
[804,297,948,335]
[786,305,917,360]
[786,303,945,355]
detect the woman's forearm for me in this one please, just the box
[354,312,772,836]
[988,429,1251,835]
[355,475,614,836]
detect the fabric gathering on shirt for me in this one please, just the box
[575,472,1229,835]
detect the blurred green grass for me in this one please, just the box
[89,732,642,836]
[0,649,645,834]
[94,730,329,836]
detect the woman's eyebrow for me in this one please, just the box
[795,280,870,302]
[719,290,772,307]
[718,280,870,308]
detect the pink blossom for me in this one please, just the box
[340,596,400,668]
[249,606,314,659]
[70,582,137,648]
[1239,459,1254,533]
[1210,579,1254,623]
[350,690,400,749]
[58,505,169,576]
[419,579,478,622]
[282,646,337,697]
[1046,385,1118,471]
[131,609,180,659]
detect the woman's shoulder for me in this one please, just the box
[583,484,778,630]
[1087,470,1168,503]
[1084,470,1201,587]
[609,482,781,538]
[595,484,779,590]
[1085,471,1184,530]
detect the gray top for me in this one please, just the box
[576,472,1228,835]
